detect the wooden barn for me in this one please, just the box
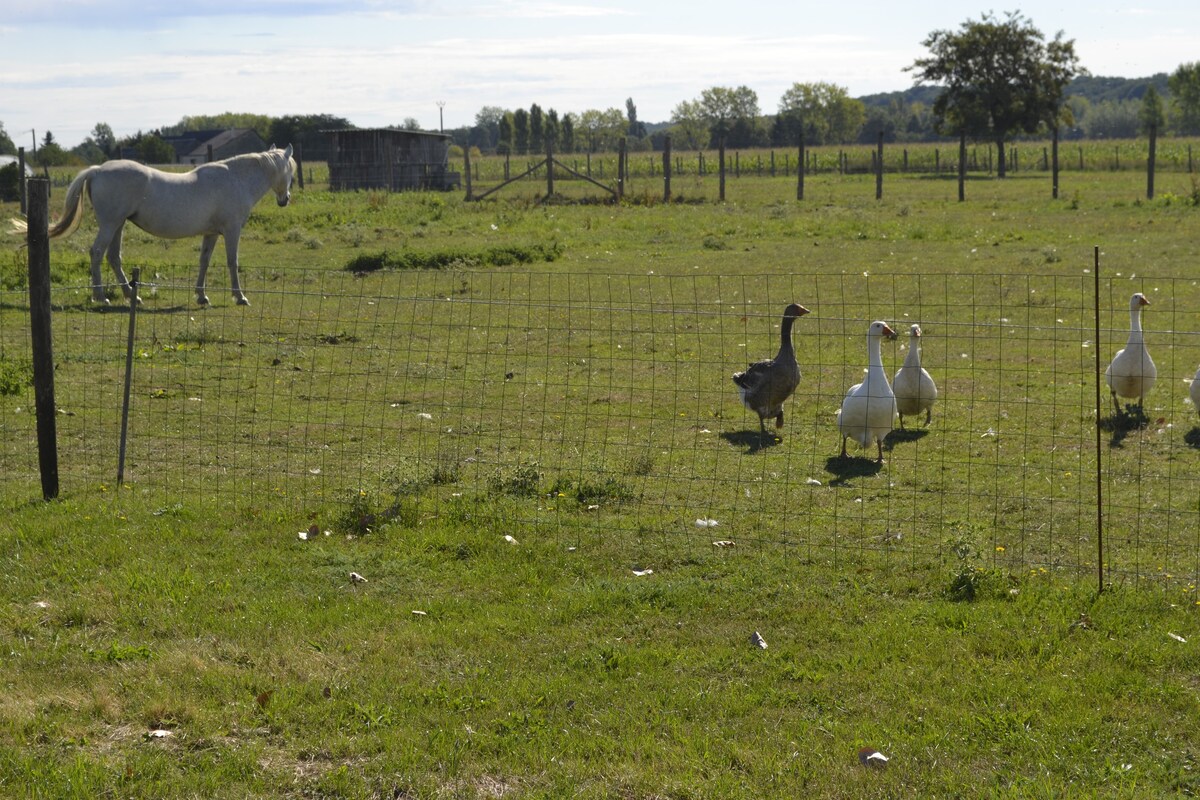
[326,129,459,192]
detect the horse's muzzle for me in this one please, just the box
[277,194,290,207]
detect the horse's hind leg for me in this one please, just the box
[196,234,218,305]
[104,222,141,304]
[89,223,122,304]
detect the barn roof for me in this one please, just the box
[0,154,35,175]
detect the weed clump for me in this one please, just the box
[345,242,562,273]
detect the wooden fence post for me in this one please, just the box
[662,135,671,203]
[25,178,59,500]
[463,147,473,200]
[797,136,805,201]
[18,147,28,215]
[1147,124,1157,200]
[1051,126,1059,200]
[958,134,966,203]
[546,139,554,196]
[718,138,726,202]
[875,131,884,200]
[295,142,304,190]
[618,138,626,200]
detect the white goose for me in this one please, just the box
[893,323,937,428]
[837,320,898,462]
[1104,292,1156,415]
[1190,365,1200,417]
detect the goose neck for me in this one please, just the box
[867,333,884,368]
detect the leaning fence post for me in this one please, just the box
[26,178,59,500]
[117,268,140,485]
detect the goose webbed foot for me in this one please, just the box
[924,409,933,427]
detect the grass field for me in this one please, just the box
[2,163,1200,798]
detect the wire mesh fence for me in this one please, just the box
[2,266,1199,588]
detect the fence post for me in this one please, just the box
[618,138,626,200]
[295,142,304,190]
[1146,124,1157,200]
[26,178,59,500]
[18,147,27,215]
[463,147,473,200]
[546,139,554,196]
[117,268,141,485]
[662,135,671,203]
[1051,126,1059,200]
[957,134,966,203]
[1093,246,1104,594]
[718,138,726,202]
[875,131,884,200]
[796,136,805,201]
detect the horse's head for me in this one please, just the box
[270,144,295,206]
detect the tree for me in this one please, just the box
[0,121,15,155]
[35,131,72,166]
[576,108,626,152]
[88,123,116,158]
[698,86,760,148]
[669,100,709,150]
[778,82,866,145]
[268,114,353,161]
[625,98,647,139]
[497,112,515,155]
[512,108,530,155]
[132,132,176,164]
[474,106,506,150]
[529,104,544,153]
[544,109,561,153]
[907,11,1082,177]
[1168,62,1200,135]
[1139,85,1165,134]
[560,113,576,154]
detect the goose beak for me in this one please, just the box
[883,324,898,340]
[1138,295,1150,307]
[796,305,811,317]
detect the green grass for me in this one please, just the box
[2,167,1200,797]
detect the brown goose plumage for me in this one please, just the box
[733,303,810,434]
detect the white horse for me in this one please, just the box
[17,145,294,306]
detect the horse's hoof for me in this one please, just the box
[196,296,210,307]
[236,296,250,306]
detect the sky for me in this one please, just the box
[1,0,1196,149]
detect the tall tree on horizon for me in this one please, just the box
[1168,62,1200,135]
[907,11,1082,177]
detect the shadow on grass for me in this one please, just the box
[886,428,930,447]
[824,454,883,486]
[720,430,782,454]
[1098,406,1150,448]
[1184,426,1200,450]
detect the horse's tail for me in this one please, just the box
[9,167,97,239]
[46,167,97,239]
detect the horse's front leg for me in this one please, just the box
[223,228,249,306]
[196,234,219,305]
